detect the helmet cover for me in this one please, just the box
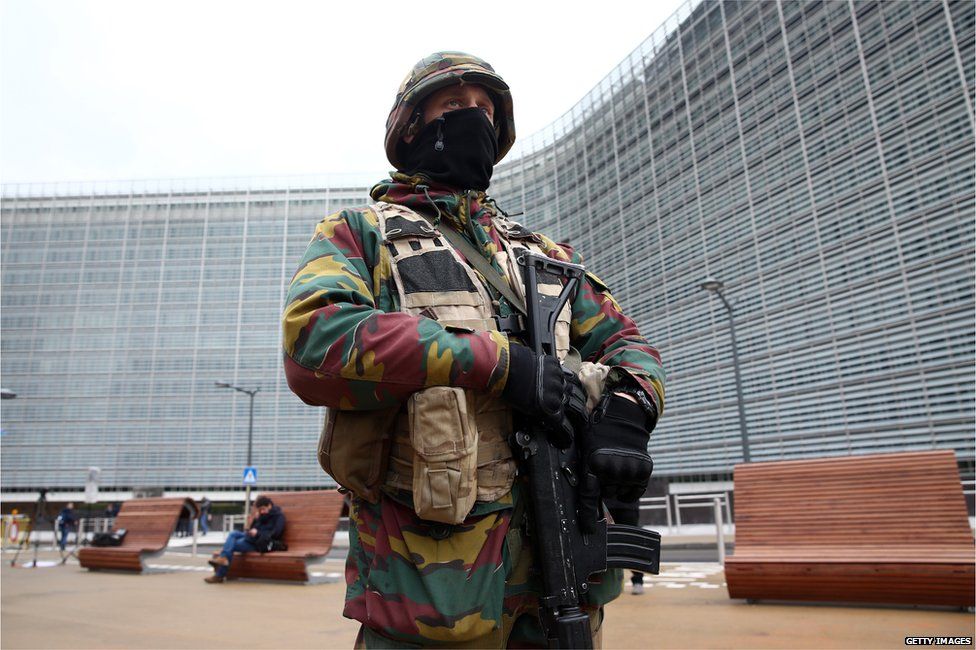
[385,51,515,170]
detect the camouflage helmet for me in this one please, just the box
[385,51,516,171]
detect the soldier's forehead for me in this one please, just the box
[429,82,491,98]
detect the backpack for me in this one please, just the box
[91,529,127,547]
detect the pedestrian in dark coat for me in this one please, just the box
[205,496,286,583]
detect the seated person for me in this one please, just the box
[205,495,285,584]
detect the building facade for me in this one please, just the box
[490,0,975,483]
[2,0,974,495]
[1,181,371,494]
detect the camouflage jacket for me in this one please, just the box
[282,173,665,415]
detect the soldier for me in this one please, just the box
[283,52,665,648]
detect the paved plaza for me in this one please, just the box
[1,544,973,649]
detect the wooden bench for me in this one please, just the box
[725,450,975,608]
[224,490,344,583]
[78,497,198,572]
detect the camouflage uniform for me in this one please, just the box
[282,53,665,648]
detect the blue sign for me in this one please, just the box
[243,466,258,485]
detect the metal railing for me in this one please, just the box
[673,492,733,534]
[713,498,727,565]
[638,496,673,532]
[81,517,115,535]
[222,514,247,532]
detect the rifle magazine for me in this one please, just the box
[606,524,661,575]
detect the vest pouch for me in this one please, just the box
[407,387,478,524]
[318,407,397,503]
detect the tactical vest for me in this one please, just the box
[319,200,572,523]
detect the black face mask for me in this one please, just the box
[400,107,499,191]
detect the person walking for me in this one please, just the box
[56,502,77,551]
[198,497,212,536]
[282,52,665,647]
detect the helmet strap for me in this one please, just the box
[404,108,424,139]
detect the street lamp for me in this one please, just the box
[0,388,17,399]
[214,381,260,520]
[700,278,751,463]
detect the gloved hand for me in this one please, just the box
[577,393,655,533]
[503,342,587,448]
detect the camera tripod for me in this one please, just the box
[9,489,52,568]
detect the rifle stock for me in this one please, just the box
[513,252,661,649]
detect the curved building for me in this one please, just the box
[2,0,973,499]
[490,0,976,484]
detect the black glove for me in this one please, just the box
[582,393,655,503]
[503,343,586,448]
[578,393,655,534]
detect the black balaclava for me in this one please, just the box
[400,107,499,191]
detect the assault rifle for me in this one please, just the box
[512,252,661,650]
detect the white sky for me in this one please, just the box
[1,0,685,185]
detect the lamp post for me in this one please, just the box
[700,279,751,463]
[214,382,260,521]
[0,388,17,399]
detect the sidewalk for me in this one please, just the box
[2,547,972,649]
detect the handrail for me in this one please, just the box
[714,497,726,565]
[223,514,247,532]
[961,479,975,496]
[637,496,673,532]
[673,491,733,534]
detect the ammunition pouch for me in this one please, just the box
[407,386,479,524]
[387,390,517,522]
[317,407,398,503]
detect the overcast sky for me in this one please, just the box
[1,0,685,185]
